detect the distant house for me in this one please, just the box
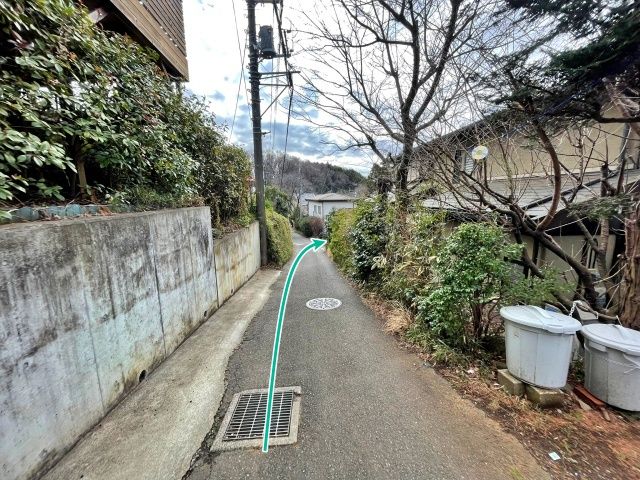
[306,193,356,222]
[80,0,188,79]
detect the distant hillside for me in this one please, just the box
[264,152,365,195]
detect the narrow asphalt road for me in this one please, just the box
[186,233,548,480]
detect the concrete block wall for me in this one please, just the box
[0,209,260,480]
[214,222,260,304]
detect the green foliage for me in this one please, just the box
[417,223,522,347]
[327,209,355,272]
[365,163,393,194]
[405,324,472,367]
[108,186,203,211]
[0,0,251,226]
[296,216,311,237]
[297,215,325,238]
[266,208,293,267]
[351,197,389,283]
[326,195,568,356]
[567,193,635,221]
[499,0,639,122]
[381,208,448,308]
[265,185,292,218]
[195,144,252,227]
[503,267,571,307]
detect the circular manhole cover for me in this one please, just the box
[305,298,342,310]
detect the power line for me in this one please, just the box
[279,86,294,186]
[270,57,279,153]
[229,0,250,141]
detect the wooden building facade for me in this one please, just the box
[81,0,188,79]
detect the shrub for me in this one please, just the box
[0,0,251,226]
[266,209,293,267]
[503,267,570,307]
[351,197,389,283]
[309,217,325,237]
[417,223,522,348]
[195,144,252,227]
[297,215,325,238]
[265,185,291,218]
[327,209,355,272]
[109,186,203,211]
[381,208,448,309]
[297,216,312,237]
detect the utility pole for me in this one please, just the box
[246,0,292,266]
[247,0,268,266]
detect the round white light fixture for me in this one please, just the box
[471,145,489,161]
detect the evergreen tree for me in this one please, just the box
[500,0,640,123]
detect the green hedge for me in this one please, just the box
[266,209,293,267]
[0,0,251,225]
[297,215,325,238]
[327,209,355,272]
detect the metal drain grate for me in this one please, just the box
[305,297,342,310]
[211,386,302,451]
[223,390,293,441]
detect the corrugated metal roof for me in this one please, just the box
[422,169,640,220]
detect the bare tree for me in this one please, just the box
[299,0,502,209]
[420,106,637,320]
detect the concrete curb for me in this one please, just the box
[42,269,280,480]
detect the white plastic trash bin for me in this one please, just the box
[500,306,582,389]
[582,324,640,411]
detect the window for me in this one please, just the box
[457,149,474,174]
[453,149,474,182]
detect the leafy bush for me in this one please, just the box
[503,267,570,307]
[0,0,251,225]
[417,223,523,347]
[109,186,203,211]
[297,215,325,238]
[327,209,355,272]
[381,208,448,308]
[266,208,293,267]
[297,216,311,237]
[351,197,389,283]
[195,144,252,227]
[265,185,291,218]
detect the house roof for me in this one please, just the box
[306,193,356,202]
[422,169,640,221]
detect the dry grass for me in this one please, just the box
[361,293,412,335]
[445,369,640,479]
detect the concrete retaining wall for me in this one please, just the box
[214,222,260,304]
[0,210,260,480]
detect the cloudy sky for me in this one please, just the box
[183,0,375,175]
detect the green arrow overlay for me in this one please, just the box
[262,237,326,453]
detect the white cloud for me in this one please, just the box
[183,0,373,175]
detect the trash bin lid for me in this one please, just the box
[582,324,640,355]
[500,305,582,334]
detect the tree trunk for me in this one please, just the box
[395,137,415,215]
[533,230,600,306]
[620,205,640,330]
